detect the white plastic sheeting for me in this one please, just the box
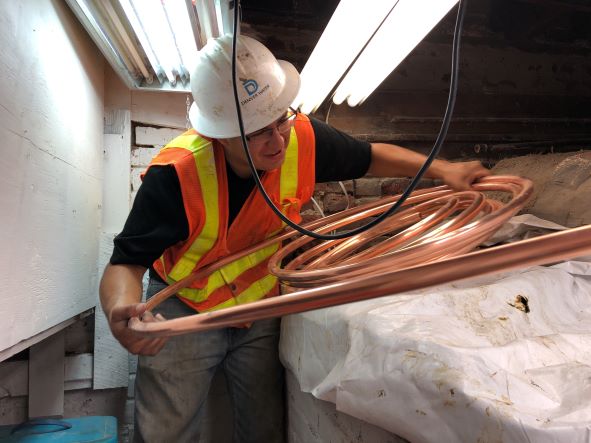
[484,214,568,245]
[285,369,407,443]
[280,260,591,443]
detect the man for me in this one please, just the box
[100,34,489,442]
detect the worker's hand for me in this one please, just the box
[108,303,168,356]
[439,160,490,191]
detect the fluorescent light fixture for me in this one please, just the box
[117,0,204,85]
[100,0,152,81]
[214,0,234,36]
[333,0,459,106]
[67,0,213,90]
[118,0,166,82]
[195,0,220,43]
[126,0,184,84]
[294,0,459,111]
[292,0,397,114]
[162,0,199,74]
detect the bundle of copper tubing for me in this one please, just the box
[131,175,591,337]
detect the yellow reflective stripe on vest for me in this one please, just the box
[201,274,278,312]
[235,273,277,304]
[218,241,280,283]
[176,242,280,303]
[177,271,225,303]
[279,127,299,216]
[163,135,220,281]
[170,128,300,310]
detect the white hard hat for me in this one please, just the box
[189,34,301,139]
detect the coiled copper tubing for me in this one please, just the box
[131,175,591,336]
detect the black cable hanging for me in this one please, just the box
[231,0,468,240]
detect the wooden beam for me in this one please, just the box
[28,331,65,418]
[514,0,591,12]
[0,354,93,398]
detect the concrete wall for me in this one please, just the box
[0,0,104,354]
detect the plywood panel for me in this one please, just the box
[0,0,104,352]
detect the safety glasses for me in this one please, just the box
[245,108,298,145]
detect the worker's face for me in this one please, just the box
[225,109,297,171]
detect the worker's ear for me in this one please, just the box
[216,138,230,149]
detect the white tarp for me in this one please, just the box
[484,214,568,245]
[280,256,591,442]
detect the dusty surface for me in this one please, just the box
[491,150,591,227]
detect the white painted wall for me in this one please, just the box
[0,0,104,352]
[105,63,190,129]
[93,66,189,393]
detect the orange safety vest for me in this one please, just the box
[143,114,316,312]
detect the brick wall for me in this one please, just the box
[302,177,439,223]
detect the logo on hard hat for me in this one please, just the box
[239,79,270,106]
[243,79,259,96]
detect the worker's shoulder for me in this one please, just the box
[164,131,213,154]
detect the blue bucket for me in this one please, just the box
[0,416,117,442]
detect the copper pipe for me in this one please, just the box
[131,225,591,336]
[269,176,529,287]
[144,184,456,310]
[130,175,591,337]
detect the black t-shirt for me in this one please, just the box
[110,117,372,272]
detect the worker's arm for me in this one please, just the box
[368,143,490,190]
[99,263,167,355]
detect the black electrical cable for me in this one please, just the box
[231,0,467,240]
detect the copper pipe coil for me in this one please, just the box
[144,182,464,310]
[271,176,530,289]
[133,224,591,336]
[132,175,591,336]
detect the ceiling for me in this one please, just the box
[241,0,591,71]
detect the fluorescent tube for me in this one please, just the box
[333,0,459,106]
[118,0,165,81]
[292,0,398,114]
[163,0,199,75]
[130,0,182,84]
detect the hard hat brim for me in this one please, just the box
[189,60,301,139]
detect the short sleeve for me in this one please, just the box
[110,165,189,268]
[311,117,372,183]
